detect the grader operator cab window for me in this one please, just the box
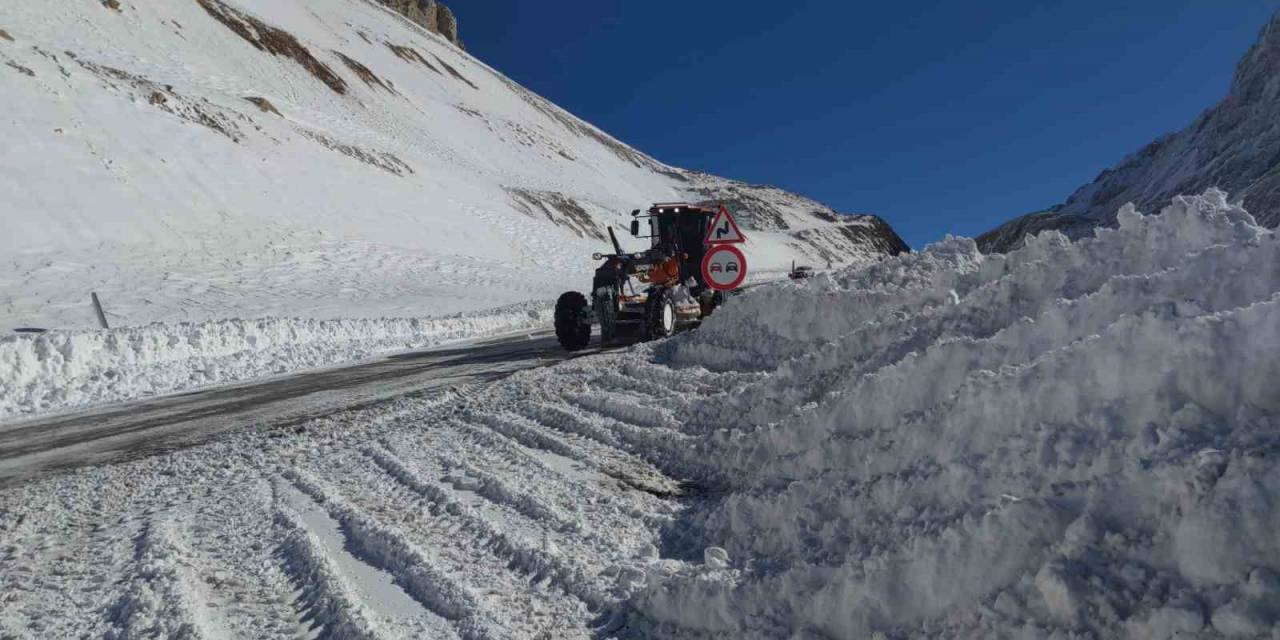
[627,205,716,283]
[669,213,707,250]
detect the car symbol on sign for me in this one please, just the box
[726,264,739,273]
[711,264,723,273]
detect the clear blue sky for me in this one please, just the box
[451,1,1278,249]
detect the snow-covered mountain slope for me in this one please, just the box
[3,192,1275,639]
[978,12,1280,253]
[0,0,902,330]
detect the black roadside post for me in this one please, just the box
[91,292,110,330]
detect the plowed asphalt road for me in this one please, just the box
[0,329,614,487]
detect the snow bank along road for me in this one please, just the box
[0,302,557,420]
[2,192,1279,638]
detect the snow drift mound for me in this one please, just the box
[0,302,549,420]
[630,191,1280,638]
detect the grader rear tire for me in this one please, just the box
[554,291,592,352]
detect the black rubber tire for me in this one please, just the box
[554,291,592,352]
[594,287,618,345]
[643,287,677,341]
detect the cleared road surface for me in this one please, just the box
[0,329,609,487]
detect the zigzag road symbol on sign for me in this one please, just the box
[704,205,746,244]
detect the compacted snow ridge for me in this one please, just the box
[0,301,552,420]
[2,192,1277,639]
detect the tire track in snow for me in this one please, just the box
[362,446,613,612]
[612,360,739,397]
[396,440,587,536]
[590,369,698,400]
[378,425,670,585]
[1,490,149,638]
[273,495,398,640]
[423,418,672,529]
[283,468,507,640]
[517,399,690,496]
[468,410,681,499]
[293,443,612,638]
[534,397,692,459]
[179,477,316,639]
[104,516,216,640]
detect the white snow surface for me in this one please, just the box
[2,192,1277,639]
[0,0,887,332]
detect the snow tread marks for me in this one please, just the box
[283,469,507,640]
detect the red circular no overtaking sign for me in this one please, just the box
[701,244,748,291]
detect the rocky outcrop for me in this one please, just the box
[374,0,461,47]
[789,216,910,265]
[677,171,912,261]
[979,12,1280,253]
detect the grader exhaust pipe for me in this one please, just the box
[608,226,625,256]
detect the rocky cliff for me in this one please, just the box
[979,13,1280,253]
[374,0,461,47]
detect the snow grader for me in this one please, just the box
[553,203,740,351]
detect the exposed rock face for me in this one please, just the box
[680,171,912,258]
[789,216,910,264]
[979,13,1280,253]
[435,4,458,44]
[374,0,461,47]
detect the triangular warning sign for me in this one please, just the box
[704,205,746,244]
